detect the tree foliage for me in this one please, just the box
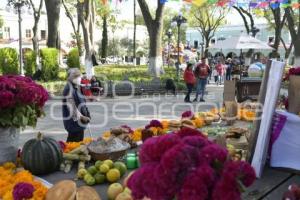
[0,16,3,28]
[189,3,228,55]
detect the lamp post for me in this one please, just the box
[7,0,29,76]
[166,29,172,68]
[171,12,187,81]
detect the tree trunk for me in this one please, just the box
[32,20,40,69]
[77,0,95,78]
[294,39,300,66]
[137,0,164,77]
[101,15,108,60]
[45,0,61,48]
[148,24,163,76]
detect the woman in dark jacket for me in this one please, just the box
[62,68,91,142]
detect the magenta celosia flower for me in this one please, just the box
[158,144,200,190]
[177,164,215,200]
[182,135,212,150]
[13,182,35,200]
[139,134,181,165]
[212,171,241,200]
[0,75,48,109]
[222,161,256,187]
[128,164,172,200]
[201,144,228,166]
[145,119,163,129]
[177,127,206,138]
[181,110,194,119]
[0,91,15,108]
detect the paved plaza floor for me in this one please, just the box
[20,85,224,145]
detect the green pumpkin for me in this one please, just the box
[21,132,63,175]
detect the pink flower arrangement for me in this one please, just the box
[13,182,35,200]
[145,120,163,129]
[0,75,48,128]
[128,127,256,200]
[181,110,194,119]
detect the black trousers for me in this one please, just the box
[184,83,194,102]
[67,130,84,142]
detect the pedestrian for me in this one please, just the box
[183,63,196,103]
[91,75,103,96]
[226,58,233,80]
[215,60,225,85]
[212,67,219,85]
[80,73,93,100]
[193,57,210,102]
[62,68,91,142]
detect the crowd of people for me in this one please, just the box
[80,73,103,101]
[183,57,237,103]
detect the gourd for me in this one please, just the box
[21,132,63,175]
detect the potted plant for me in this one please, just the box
[0,75,48,164]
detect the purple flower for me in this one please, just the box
[0,91,15,108]
[212,171,241,200]
[13,182,35,200]
[181,110,194,119]
[177,164,215,200]
[0,75,48,108]
[145,120,163,129]
[177,127,206,138]
[139,134,181,165]
[222,161,256,187]
[201,144,228,165]
[158,144,200,191]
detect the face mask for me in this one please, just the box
[72,76,82,85]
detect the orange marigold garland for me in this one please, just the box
[0,162,48,200]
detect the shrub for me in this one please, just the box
[24,50,37,77]
[0,47,19,75]
[40,48,59,81]
[67,48,80,68]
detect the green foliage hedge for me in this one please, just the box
[40,48,59,81]
[67,48,80,68]
[24,50,37,77]
[0,48,19,74]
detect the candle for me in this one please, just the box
[127,153,136,157]
[126,156,137,169]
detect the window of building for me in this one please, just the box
[3,27,10,39]
[41,30,46,40]
[210,38,216,44]
[268,36,275,44]
[25,29,31,38]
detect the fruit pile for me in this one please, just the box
[77,159,127,186]
[107,183,133,200]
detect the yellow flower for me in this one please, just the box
[149,127,158,136]
[193,117,205,128]
[102,131,111,140]
[161,120,169,130]
[83,137,93,144]
[131,128,142,142]
[2,190,13,200]
[3,162,16,171]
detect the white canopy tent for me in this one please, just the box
[210,35,273,50]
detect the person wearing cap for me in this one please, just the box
[62,68,91,142]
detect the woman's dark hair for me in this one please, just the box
[187,63,193,69]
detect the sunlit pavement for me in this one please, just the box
[20,85,224,145]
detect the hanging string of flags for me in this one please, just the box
[101,0,300,9]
